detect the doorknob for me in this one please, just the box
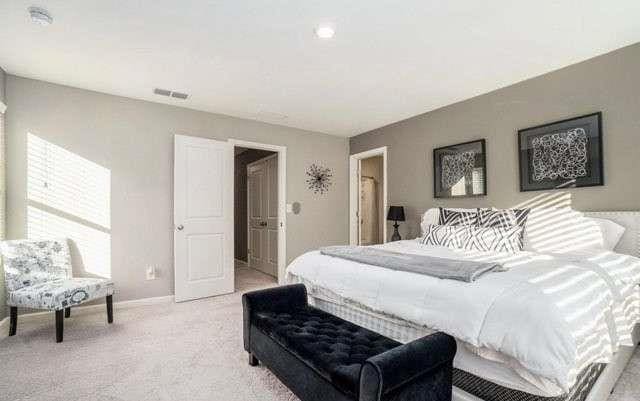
[176,224,184,231]
[260,222,267,227]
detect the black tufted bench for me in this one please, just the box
[243,284,457,401]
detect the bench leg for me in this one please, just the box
[9,307,17,336]
[55,310,64,343]
[64,307,71,318]
[106,295,113,324]
[249,353,259,366]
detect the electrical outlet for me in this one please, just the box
[146,265,157,280]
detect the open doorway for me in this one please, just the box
[350,147,388,245]
[234,147,277,284]
[230,139,287,287]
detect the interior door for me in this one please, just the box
[265,156,278,276]
[247,161,266,272]
[174,135,233,302]
[247,155,278,277]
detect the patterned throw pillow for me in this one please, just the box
[420,225,468,249]
[477,208,530,229]
[462,225,524,253]
[439,208,478,226]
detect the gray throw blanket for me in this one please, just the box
[320,246,505,282]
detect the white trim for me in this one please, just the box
[228,139,287,285]
[0,100,7,114]
[0,295,174,340]
[349,147,388,245]
[234,258,248,266]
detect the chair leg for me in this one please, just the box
[9,307,17,336]
[249,353,259,366]
[55,310,64,343]
[64,307,71,318]
[106,295,113,324]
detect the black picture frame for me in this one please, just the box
[518,112,603,192]
[433,139,487,198]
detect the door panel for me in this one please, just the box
[247,155,278,277]
[267,157,278,219]
[249,227,262,267]
[186,147,223,218]
[187,233,223,281]
[174,135,233,302]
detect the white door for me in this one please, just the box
[174,135,234,302]
[247,155,278,277]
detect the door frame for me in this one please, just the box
[349,147,388,245]
[246,153,278,276]
[229,139,287,284]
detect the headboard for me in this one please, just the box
[420,208,640,258]
[584,211,640,258]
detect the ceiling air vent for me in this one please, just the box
[153,88,171,96]
[153,88,189,100]
[171,91,189,100]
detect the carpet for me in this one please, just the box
[0,266,638,401]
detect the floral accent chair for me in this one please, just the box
[1,238,114,343]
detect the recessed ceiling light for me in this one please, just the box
[315,25,335,39]
[28,6,53,26]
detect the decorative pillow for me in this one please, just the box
[421,208,476,236]
[420,225,468,249]
[462,225,524,253]
[477,208,530,229]
[439,208,478,226]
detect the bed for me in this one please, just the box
[286,210,640,401]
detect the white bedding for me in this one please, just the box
[286,240,640,394]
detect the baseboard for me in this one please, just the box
[235,258,248,266]
[0,294,174,340]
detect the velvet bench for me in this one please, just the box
[242,284,457,401]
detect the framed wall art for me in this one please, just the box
[433,139,486,198]
[518,112,603,192]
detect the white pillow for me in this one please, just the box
[586,217,626,251]
[522,208,607,253]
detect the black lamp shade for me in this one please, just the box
[387,206,405,222]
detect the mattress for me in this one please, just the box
[303,286,608,401]
[301,282,564,397]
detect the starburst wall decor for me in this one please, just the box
[306,163,333,194]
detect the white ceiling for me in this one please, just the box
[1,1,640,137]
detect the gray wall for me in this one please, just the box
[4,76,349,317]
[351,43,640,240]
[234,149,275,262]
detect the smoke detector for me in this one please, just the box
[29,7,53,26]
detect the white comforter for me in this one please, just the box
[286,240,640,392]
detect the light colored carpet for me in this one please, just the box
[0,266,638,401]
